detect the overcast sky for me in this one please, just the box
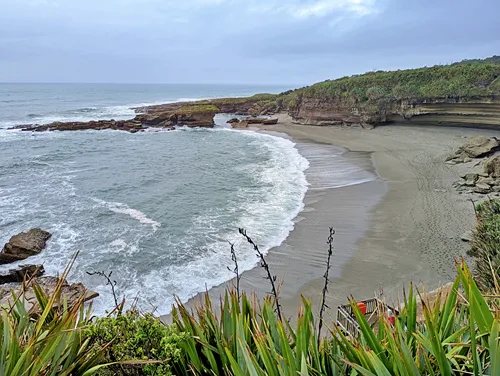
[1,0,499,85]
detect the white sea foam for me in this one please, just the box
[92,198,161,231]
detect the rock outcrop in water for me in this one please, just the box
[0,228,52,264]
[15,104,219,133]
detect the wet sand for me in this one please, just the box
[169,116,500,322]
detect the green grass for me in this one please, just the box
[177,104,220,114]
[210,93,278,106]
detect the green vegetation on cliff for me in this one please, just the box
[282,57,500,107]
[177,104,220,114]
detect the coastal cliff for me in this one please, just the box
[283,57,500,128]
[289,96,500,128]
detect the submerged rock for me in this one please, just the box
[0,229,52,264]
[246,117,268,124]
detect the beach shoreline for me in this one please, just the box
[173,114,500,322]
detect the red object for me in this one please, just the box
[389,315,395,325]
[357,302,367,315]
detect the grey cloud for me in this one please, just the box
[0,0,498,84]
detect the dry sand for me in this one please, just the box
[172,116,500,323]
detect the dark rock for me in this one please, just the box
[227,118,240,124]
[246,117,268,124]
[0,229,52,264]
[0,265,45,284]
[262,118,279,125]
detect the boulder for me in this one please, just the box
[477,176,495,186]
[0,264,44,284]
[484,155,500,178]
[461,231,473,242]
[0,229,52,264]
[0,276,98,316]
[474,183,491,194]
[226,118,240,124]
[447,136,500,162]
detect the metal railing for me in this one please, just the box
[336,298,396,338]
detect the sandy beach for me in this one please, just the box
[174,115,500,323]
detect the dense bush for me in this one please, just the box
[86,310,186,376]
[468,198,500,290]
[283,61,500,104]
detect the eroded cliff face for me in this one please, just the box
[289,96,500,129]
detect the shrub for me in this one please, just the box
[86,310,186,376]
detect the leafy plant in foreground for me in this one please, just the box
[0,257,107,376]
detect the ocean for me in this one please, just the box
[0,83,374,315]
